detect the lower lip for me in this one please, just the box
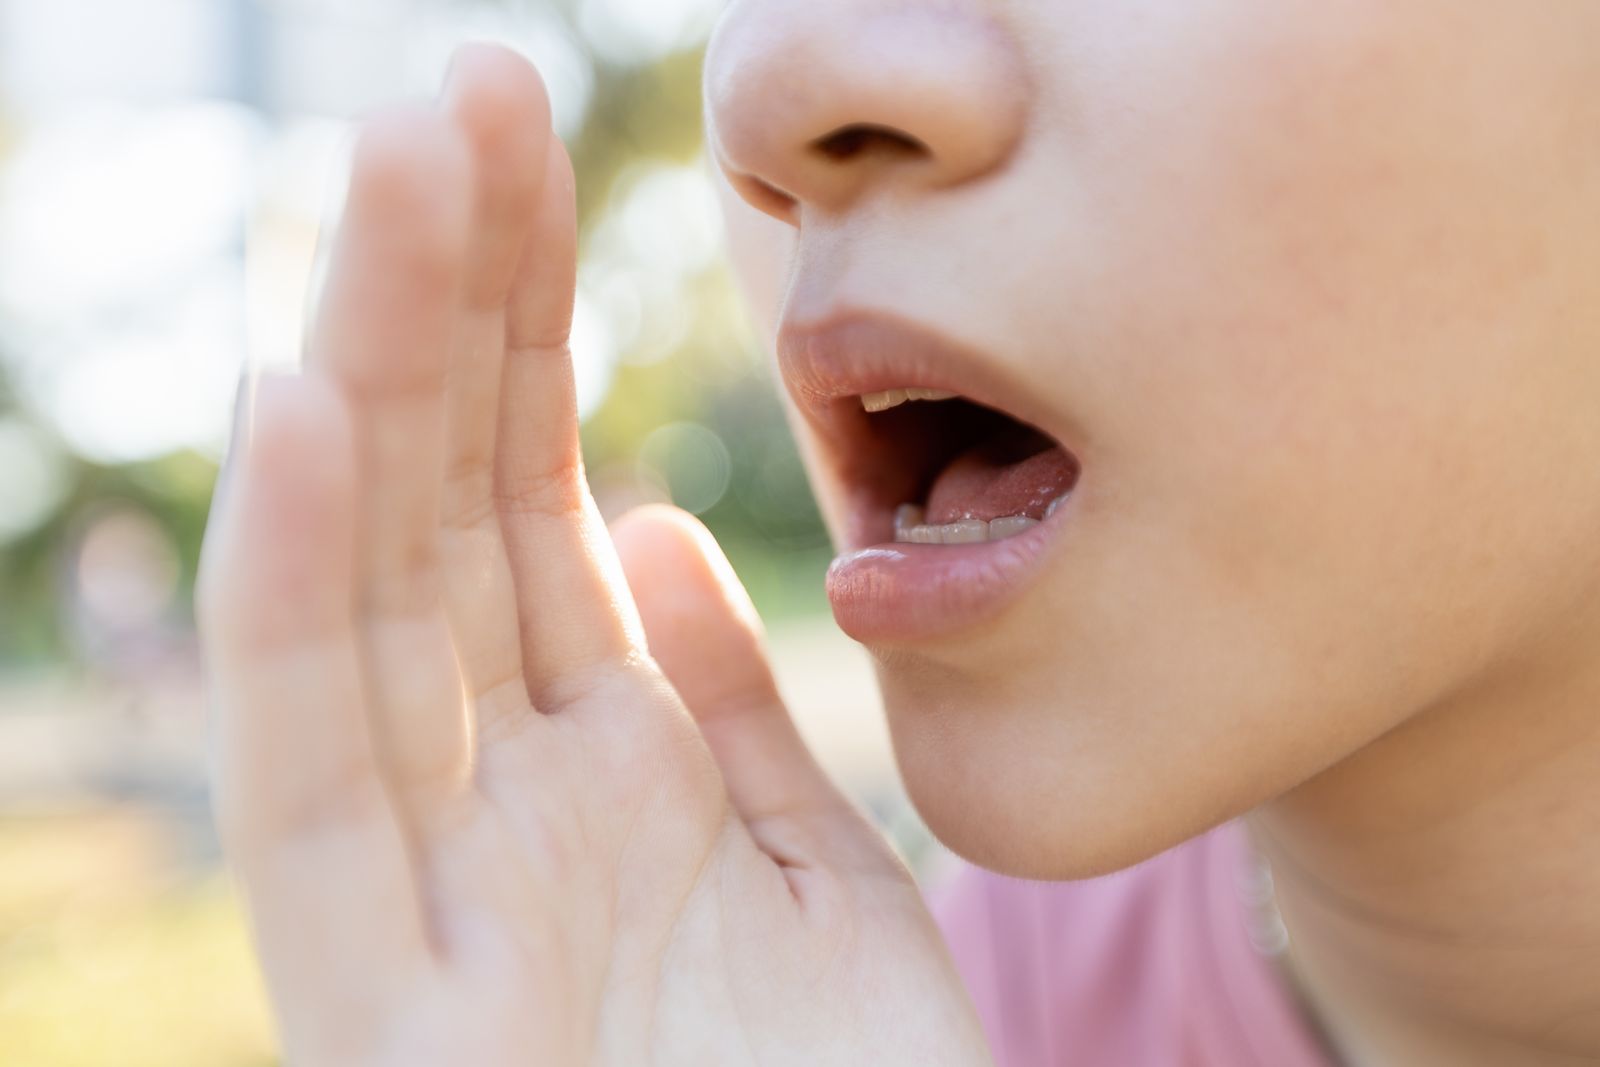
[825,493,1075,645]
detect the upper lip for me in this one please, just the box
[777,309,1069,434]
[776,308,1077,547]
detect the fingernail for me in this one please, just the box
[211,367,254,511]
[439,43,475,103]
[228,368,254,460]
[438,58,459,104]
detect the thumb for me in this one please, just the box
[610,505,847,829]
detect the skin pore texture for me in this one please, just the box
[706,1,1600,1065]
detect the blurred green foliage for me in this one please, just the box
[0,9,831,671]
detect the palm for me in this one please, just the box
[197,44,988,1067]
[485,696,974,1066]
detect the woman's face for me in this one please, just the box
[702,0,1600,877]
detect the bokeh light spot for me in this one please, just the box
[0,417,70,544]
[636,421,731,515]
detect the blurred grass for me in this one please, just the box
[0,810,276,1067]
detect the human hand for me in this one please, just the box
[197,43,991,1067]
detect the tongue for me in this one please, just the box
[924,430,1078,524]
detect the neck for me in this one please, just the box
[1244,628,1600,1067]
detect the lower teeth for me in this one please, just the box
[893,495,1069,544]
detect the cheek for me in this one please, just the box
[1054,2,1600,694]
[881,3,1600,876]
[715,165,795,341]
[716,173,864,536]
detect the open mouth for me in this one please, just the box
[852,387,1080,546]
[778,311,1085,642]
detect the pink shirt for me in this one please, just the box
[924,818,1336,1067]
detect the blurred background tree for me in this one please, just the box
[0,0,832,678]
[0,4,932,1065]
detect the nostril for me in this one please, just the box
[811,123,928,163]
[704,2,1029,220]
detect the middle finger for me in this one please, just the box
[436,45,554,731]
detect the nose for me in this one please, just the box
[703,0,1030,223]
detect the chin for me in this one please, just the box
[874,655,1263,882]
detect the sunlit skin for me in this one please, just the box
[199,45,989,1067]
[712,2,1600,1064]
[197,4,1600,1066]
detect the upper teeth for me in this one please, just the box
[861,388,958,413]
